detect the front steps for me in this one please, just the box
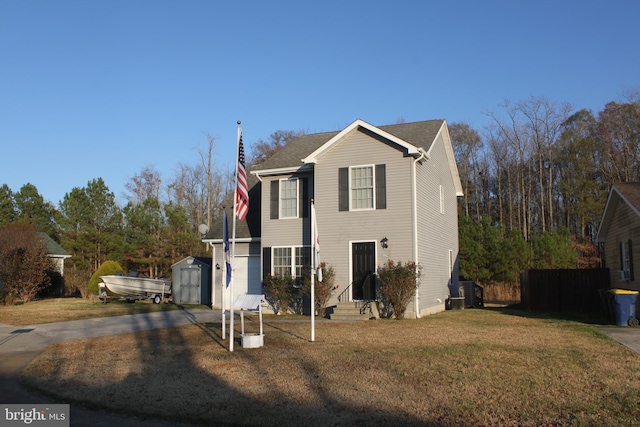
[330,301,378,321]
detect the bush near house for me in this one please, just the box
[377,260,422,319]
[0,223,52,304]
[263,273,296,314]
[302,263,337,318]
[88,260,124,296]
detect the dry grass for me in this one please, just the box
[21,307,640,426]
[0,297,192,326]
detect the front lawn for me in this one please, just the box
[21,307,640,426]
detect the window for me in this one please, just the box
[339,164,386,211]
[272,246,311,278]
[620,240,634,281]
[273,247,292,276]
[351,166,374,209]
[280,178,298,218]
[440,185,445,214]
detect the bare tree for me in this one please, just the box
[248,129,306,166]
[124,165,163,205]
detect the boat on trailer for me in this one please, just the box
[99,272,172,304]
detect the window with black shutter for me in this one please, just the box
[338,165,386,211]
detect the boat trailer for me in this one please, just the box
[98,283,171,304]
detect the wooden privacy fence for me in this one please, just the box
[520,269,610,314]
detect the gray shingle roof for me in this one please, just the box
[252,119,445,172]
[37,232,71,257]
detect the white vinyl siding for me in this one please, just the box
[280,178,298,218]
[351,165,375,210]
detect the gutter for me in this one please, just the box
[412,148,429,318]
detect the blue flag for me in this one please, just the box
[223,211,231,287]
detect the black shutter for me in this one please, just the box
[620,242,625,271]
[338,167,349,211]
[270,180,279,220]
[262,247,271,282]
[629,240,634,281]
[376,164,386,210]
[300,178,309,218]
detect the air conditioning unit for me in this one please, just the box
[620,270,631,281]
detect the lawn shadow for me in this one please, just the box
[483,302,612,325]
[23,307,435,426]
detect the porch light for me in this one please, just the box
[381,237,389,248]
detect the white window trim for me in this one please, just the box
[272,245,311,278]
[440,185,445,215]
[279,177,299,219]
[349,164,376,211]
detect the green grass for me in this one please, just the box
[19,306,640,426]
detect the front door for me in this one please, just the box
[352,242,376,300]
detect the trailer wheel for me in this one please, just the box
[154,295,161,304]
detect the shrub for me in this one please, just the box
[0,223,52,304]
[263,273,295,314]
[88,260,124,296]
[302,263,337,317]
[64,268,92,298]
[377,260,422,319]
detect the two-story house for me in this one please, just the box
[204,118,463,318]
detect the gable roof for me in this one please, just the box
[37,232,71,258]
[251,118,446,175]
[596,182,640,242]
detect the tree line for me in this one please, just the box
[0,131,303,299]
[453,92,640,290]
[1,93,638,301]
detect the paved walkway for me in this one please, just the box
[0,308,221,426]
[599,326,640,354]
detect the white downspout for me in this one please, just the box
[412,148,428,318]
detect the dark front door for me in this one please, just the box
[352,242,376,300]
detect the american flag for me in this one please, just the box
[235,127,249,221]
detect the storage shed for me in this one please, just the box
[171,256,212,305]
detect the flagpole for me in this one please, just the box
[311,199,316,342]
[230,122,243,352]
[222,211,228,340]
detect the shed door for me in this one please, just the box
[352,242,376,301]
[180,267,201,304]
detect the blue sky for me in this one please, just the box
[1,0,638,207]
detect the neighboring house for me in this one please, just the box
[37,232,72,276]
[596,182,640,290]
[203,118,463,318]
